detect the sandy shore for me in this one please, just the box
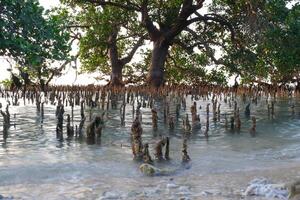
[172,163,300,199]
[1,162,300,200]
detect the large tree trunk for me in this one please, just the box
[296,80,300,92]
[148,41,169,87]
[110,61,124,86]
[108,32,124,87]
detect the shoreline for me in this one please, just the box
[1,163,300,199]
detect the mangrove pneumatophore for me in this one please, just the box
[154,138,166,161]
[55,101,64,140]
[66,114,74,138]
[1,84,299,181]
[142,143,153,164]
[235,108,241,131]
[168,116,175,131]
[151,108,158,130]
[245,103,251,117]
[131,117,143,161]
[191,101,197,123]
[250,116,257,137]
[86,115,104,144]
[182,138,191,163]
[183,114,191,133]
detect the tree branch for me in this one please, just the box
[77,0,140,11]
[66,25,90,29]
[141,0,160,41]
[183,27,227,50]
[182,27,227,65]
[173,39,194,54]
[203,44,226,65]
[188,12,235,41]
[116,33,146,41]
[165,0,205,40]
[46,53,80,85]
[121,35,146,64]
[167,52,180,69]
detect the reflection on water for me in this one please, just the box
[0,94,300,199]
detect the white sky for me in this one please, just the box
[39,0,60,8]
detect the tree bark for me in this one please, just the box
[148,40,169,87]
[108,32,124,86]
[296,80,300,92]
[110,61,124,86]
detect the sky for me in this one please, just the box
[39,0,60,8]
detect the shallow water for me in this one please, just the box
[0,94,300,199]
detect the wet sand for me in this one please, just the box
[1,162,300,200]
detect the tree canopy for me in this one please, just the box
[72,4,145,85]
[0,0,71,89]
[1,0,299,88]
[62,0,236,87]
[210,0,300,86]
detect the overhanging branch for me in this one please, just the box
[166,0,205,41]
[77,0,140,11]
[46,53,80,85]
[121,35,146,64]
[188,12,235,41]
[141,0,160,41]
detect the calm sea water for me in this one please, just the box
[0,93,300,199]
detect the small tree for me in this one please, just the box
[0,0,72,90]
[210,0,300,86]
[63,3,146,86]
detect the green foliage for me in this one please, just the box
[148,0,182,27]
[0,0,71,85]
[207,68,227,85]
[0,79,13,89]
[263,3,300,75]
[63,1,144,79]
[63,0,299,86]
[165,46,227,85]
[211,0,300,85]
[78,6,116,73]
[1,0,295,86]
